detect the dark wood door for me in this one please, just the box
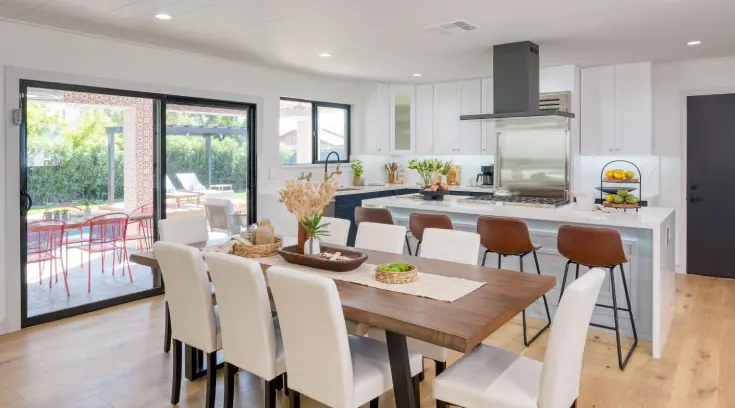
[687,93,735,277]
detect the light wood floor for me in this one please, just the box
[0,273,732,408]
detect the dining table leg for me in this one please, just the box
[385,331,417,408]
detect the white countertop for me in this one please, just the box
[361,195,675,230]
[334,184,494,196]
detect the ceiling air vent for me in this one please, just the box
[423,19,480,36]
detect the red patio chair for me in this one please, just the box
[27,220,69,297]
[77,213,133,292]
[126,203,154,251]
[45,205,85,268]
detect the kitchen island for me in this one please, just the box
[361,194,676,359]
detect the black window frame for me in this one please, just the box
[280,97,351,165]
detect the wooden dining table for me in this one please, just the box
[130,239,555,408]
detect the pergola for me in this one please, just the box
[104,125,248,204]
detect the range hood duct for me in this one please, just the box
[461,41,575,121]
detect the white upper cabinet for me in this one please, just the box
[580,62,652,156]
[581,66,616,155]
[389,85,416,155]
[415,84,434,155]
[481,78,495,155]
[614,62,652,155]
[459,79,483,155]
[363,83,390,155]
[433,82,461,155]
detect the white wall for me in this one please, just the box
[0,19,366,333]
[653,56,735,272]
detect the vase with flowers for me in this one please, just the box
[408,158,449,201]
[350,159,364,186]
[278,178,339,255]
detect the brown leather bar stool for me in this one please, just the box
[408,213,453,256]
[477,216,552,346]
[557,224,638,370]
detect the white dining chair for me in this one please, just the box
[158,214,211,353]
[354,222,407,254]
[433,268,606,408]
[267,266,424,408]
[153,242,222,408]
[159,214,209,244]
[206,253,287,408]
[320,216,351,246]
[368,228,481,400]
[204,198,237,235]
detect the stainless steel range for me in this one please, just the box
[463,195,569,209]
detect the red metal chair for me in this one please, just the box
[77,213,133,292]
[27,220,69,297]
[126,203,154,251]
[45,205,85,268]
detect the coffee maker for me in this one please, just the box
[476,165,494,186]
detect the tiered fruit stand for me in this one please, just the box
[594,160,647,212]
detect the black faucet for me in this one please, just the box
[323,151,342,181]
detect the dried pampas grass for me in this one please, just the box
[278,178,339,220]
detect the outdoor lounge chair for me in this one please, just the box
[165,175,178,193]
[176,173,207,192]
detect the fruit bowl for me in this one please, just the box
[375,263,418,284]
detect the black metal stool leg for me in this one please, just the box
[520,253,551,346]
[482,250,490,266]
[617,264,638,369]
[405,235,412,256]
[575,263,580,279]
[497,254,502,269]
[415,241,422,256]
[558,260,572,303]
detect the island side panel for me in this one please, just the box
[653,210,676,359]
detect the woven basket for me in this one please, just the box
[233,236,282,258]
[375,264,418,284]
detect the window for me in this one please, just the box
[279,98,350,165]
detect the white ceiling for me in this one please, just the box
[2,0,735,82]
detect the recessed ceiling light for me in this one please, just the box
[155,14,172,20]
[413,73,423,77]
[318,52,332,57]
[687,40,701,46]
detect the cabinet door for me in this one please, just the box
[459,79,483,154]
[415,84,434,155]
[374,83,391,154]
[580,66,616,155]
[433,82,461,155]
[481,78,495,155]
[614,62,652,155]
[389,85,416,155]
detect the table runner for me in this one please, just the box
[256,255,486,303]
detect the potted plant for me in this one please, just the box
[61,208,70,221]
[278,178,339,255]
[299,212,331,256]
[78,199,94,217]
[44,211,53,220]
[438,160,453,187]
[351,159,364,186]
[53,210,61,220]
[408,159,448,201]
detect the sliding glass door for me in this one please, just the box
[163,97,257,238]
[19,82,257,327]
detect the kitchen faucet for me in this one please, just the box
[323,151,343,181]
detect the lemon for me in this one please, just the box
[605,170,615,179]
[605,194,614,203]
[624,171,635,179]
[614,171,624,179]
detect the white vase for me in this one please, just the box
[304,238,321,257]
[84,205,92,217]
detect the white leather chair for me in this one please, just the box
[159,214,209,244]
[354,222,407,254]
[206,253,287,408]
[321,216,351,246]
[433,268,606,408]
[158,214,211,353]
[267,266,424,408]
[153,242,222,408]
[368,228,481,399]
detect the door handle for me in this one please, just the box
[687,194,701,204]
[20,189,32,215]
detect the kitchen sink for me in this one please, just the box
[337,187,361,191]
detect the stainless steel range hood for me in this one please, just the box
[460,41,575,121]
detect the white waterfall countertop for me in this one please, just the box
[334,185,494,196]
[361,195,674,230]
